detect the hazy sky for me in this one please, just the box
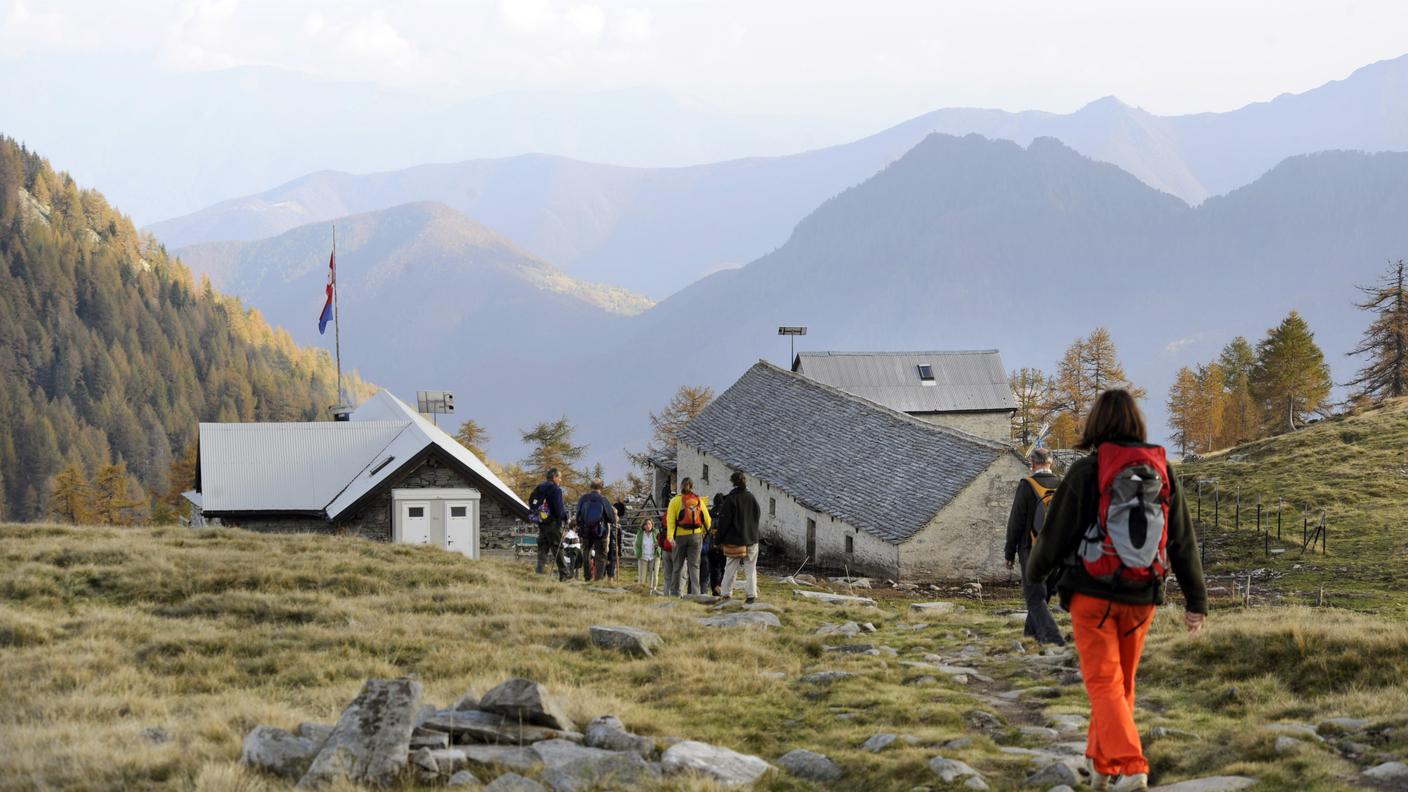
[4,0,1407,124]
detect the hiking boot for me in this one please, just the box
[1086,759,1111,791]
[745,597,756,605]
[1111,773,1148,791]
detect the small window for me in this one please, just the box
[450,506,467,518]
[702,464,710,483]
[917,363,935,381]
[408,506,425,518]
[769,497,776,516]
[845,535,854,555]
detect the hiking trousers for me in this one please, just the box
[637,556,659,593]
[662,547,678,596]
[1019,547,1065,645]
[720,543,758,599]
[536,523,569,581]
[1070,593,1155,777]
[674,532,703,595]
[585,534,609,581]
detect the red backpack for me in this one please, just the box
[1077,442,1171,587]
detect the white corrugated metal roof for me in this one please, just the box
[324,391,528,519]
[793,350,1015,413]
[198,420,406,512]
[198,390,527,517]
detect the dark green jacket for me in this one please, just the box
[1025,450,1208,614]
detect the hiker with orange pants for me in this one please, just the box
[1026,389,1207,792]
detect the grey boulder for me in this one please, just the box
[484,773,549,792]
[662,740,773,787]
[295,723,334,745]
[863,733,897,753]
[589,625,663,657]
[799,671,854,685]
[422,709,581,745]
[447,769,481,787]
[777,748,844,781]
[1148,777,1259,792]
[241,726,320,780]
[793,589,876,606]
[583,715,655,755]
[929,756,982,784]
[1025,762,1078,787]
[541,751,660,792]
[480,678,577,732]
[697,611,782,629]
[814,621,862,637]
[460,744,544,771]
[911,601,963,614]
[1363,762,1408,782]
[298,677,423,789]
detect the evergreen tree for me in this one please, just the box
[453,419,492,460]
[92,461,145,526]
[1251,311,1333,433]
[1215,337,1258,447]
[49,463,95,524]
[1346,259,1408,404]
[520,418,587,496]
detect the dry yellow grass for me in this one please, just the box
[2,523,1405,791]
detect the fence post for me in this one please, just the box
[1321,509,1327,555]
[1277,499,1282,541]
[1256,497,1262,535]
[1196,481,1203,525]
[1235,486,1241,531]
[1215,487,1220,530]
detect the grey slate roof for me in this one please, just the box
[793,350,1015,414]
[678,361,1015,545]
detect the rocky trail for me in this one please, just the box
[239,576,1407,791]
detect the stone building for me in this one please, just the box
[677,361,1028,581]
[792,350,1015,442]
[187,391,527,556]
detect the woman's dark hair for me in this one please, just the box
[1076,389,1147,450]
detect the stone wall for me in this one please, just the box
[676,442,900,578]
[913,411,1012,444]
[216,451,525,550]
[898,451,1029,581]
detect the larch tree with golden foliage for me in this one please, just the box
[1009,367,1058,448]
[520,417,588,497]
[1049,329,1146,445]
[49,463,95,524]
[646,385,715,457]
[1216,337,1259,447]
[92,461,146,525]
[453,419,491,461]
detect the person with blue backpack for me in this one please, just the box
[1026,390,1207,792]
[528,468,570,581]
[576,479,618,582]
[1004,447,1066,646]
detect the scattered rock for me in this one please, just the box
[966,710,1003,731]
[1144,726,1200,743]
[139,726,169,744]
[453,688,482,711]
[410,747,439,774]
[1010,640,1027,654]
[864,733,897,753]
[682,593,722,604]
[929,756,982,784]
[742,601,780,612]
[777,748,844,781]
[1025,762,1078,787]
[799,671,854,685]
[297,723,335,745]
[447,769,480,787]
[479,678,577,732]
[793,589,877,606]
[1273,736,1302,754]
[661,740,772,787]
[814,621,862,637]
[965,777,991,791]
[531,739,617,770]
[698,611,782,629]
[1019,726,1061,740]
[410,728,450,750]
[539,749,660,792]
[1007,612,1029,625]
[911,602,963,615]
[242,726,320,780]
[298,677,423,789]
[825,643,880,655]
[583,716,654,756]
[483,772,548,792]
[860,622,878,633]
[422,709,581,745]
[1147,777,1258,792]
[1261,722,1322,742]
[942,738,973,751]
[903,675,939,686]
[429,748,469,773]
[460,745,543,772]
[1317,717,1370,736]
[589,625,663,657]
[1362,762,1408,782]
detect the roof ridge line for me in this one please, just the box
[756,359,1014,452]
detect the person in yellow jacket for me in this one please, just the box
[665,477,712,596]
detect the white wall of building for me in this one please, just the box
[676,442,900,577]
[899,452,1029,580]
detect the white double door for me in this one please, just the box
[393,489,480,559]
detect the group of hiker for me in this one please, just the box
[525,389,1207,792]
[1002,389,1208,792]
[527,468,763,603]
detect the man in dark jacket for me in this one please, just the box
[714,471,762,603]
[1004,448,1065,645]
[530,469,570,580]
[576,480,618,582]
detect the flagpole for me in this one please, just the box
[333,223,343,404]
